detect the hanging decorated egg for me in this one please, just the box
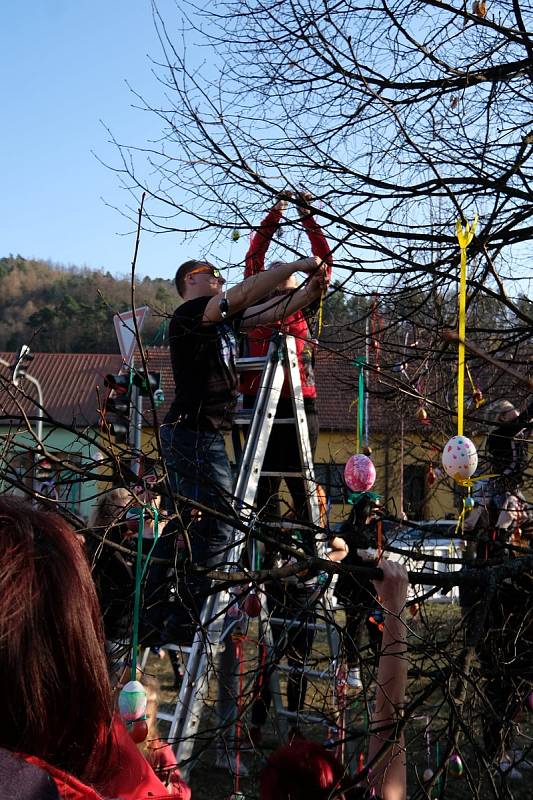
[464,495,475,512]
[441,436,478,482]
[243,591,261,618]
[416,407,430,425]
[473,389,485,408]
[118,680,147,722]
[448,753,464,777]
[344,454,376,493]
[231,230,240,242]
[129,718,149,743]
[423,768,434,782]
[427,463,436,486]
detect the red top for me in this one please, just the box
[242,208,333,399]
[23,718,190,800]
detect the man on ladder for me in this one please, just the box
[157,250,329,773]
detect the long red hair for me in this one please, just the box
[0,496,113,782]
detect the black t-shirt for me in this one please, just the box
[164,296,243,431]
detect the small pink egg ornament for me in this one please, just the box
[448,753,464,777]
[441,436,478,483]
[423,768,434,782]
[118,680,147,722]
[344,454,376,493]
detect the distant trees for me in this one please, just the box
[0,255,174,353]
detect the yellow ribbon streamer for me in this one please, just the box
[455,215,478,436]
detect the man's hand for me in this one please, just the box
[297,191,313,217]
[274,192,292,213]
[292,255,321,274]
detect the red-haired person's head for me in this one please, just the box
[0,496,113,782]
[261,739,351,800]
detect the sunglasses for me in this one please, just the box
[188,265,222,279]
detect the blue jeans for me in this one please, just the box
[160,423,234,573]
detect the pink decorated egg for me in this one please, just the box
[441,436,478,482]
[344,454,376,493]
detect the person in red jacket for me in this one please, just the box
[0,496,190,800]
[241,193,333,521]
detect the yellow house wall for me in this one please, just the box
[142,426,462,524]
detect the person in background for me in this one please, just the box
[332,496,382,689]
[241,192,333,521]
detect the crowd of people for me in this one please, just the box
[1,193,531,799]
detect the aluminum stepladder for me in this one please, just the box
[234,334,341,740]
[152,334,338,775]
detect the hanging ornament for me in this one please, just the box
[428,463,436,486]
[129,719,149,743]
[231,230,240,242]
[464,495,475,513]
[527,691,533,712]
[118,680,147,722]
[423,768,434,782]
[243,590,261,618]
[448,753,464,777]
[472,389,485,408]
[472,1,487,18]
[442,435,478,483]
[416,406,430,425]
[344,454,376,493]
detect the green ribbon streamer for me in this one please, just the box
[353,357,365,452]
[130,504,159,680]
[347,490,381,506]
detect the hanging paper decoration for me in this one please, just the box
[448,753,464,777]
[344,454,376,493]
[442,435,478,482]
[118,680,147,722]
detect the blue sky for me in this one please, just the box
[0,1,203,281]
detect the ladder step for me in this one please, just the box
[275,663,333,679]
[260,470,306,478]
[275,709,326,724]
[269,617,330,631]
[234,415,296,425]
[235,356,269,371]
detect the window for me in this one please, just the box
[314,462,347,504]
[403,463,427,520]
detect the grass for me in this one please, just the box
[141,602,533,799]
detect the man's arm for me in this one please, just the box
[240,268,328,329]
[202,256,320,324]
[244,200,286,278]
[367,560,408,800]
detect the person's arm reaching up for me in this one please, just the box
[244,199,287,278]
[240,266,329,329]
[298,192,333,282]
[367,559,408,800]
[203,256,320,324]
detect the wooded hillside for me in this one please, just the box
[0,255,175,353]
